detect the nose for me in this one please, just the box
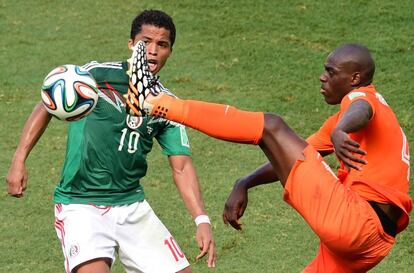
[319,73,327,82]
[146,43,157,56]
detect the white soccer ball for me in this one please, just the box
[41,64,99,121]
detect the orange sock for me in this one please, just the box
[150,95,264,144]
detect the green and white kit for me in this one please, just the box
[53,61,191,272]
[54,61,190,205]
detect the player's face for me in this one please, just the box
[128,24,172,75]
[319,53,353,105]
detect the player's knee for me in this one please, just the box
[263,113,286,136]
[315,225,357,253]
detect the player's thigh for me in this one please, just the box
[54,204,117,273]
[116,200,190,273]
[283,147,349,235]
[261,113,308,184]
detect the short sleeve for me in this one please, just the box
[155,121,191,156]
[340,90,376,118]
[306,113,339,152]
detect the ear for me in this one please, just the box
[127,39,134,50]
[350,72,361,86]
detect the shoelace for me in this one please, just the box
[148,75,161,95]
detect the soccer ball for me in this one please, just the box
[41,64,99,121]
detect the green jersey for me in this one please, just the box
[53,61,190,205]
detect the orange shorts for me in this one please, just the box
[283,145,395,273]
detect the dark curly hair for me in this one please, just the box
[130,10,176,48]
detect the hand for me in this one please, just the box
[6,160,28,198]
[223,178,249,230]
[331,128,367,171]
[195,223,216,268]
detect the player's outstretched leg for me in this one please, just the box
[140,95,308,185]
[125,44,307,182]
[146,93,266,144]
[139,93,308,180]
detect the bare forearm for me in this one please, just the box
[169,156,207,218]
[239,162,279,190]
[13,102,52,163]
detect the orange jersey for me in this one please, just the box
[284,145,395,272]
[307,85,412,233]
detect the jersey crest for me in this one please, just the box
[126,114,143,129]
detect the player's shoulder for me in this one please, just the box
[82,61,126,82]
[342,87,374,108]
[81,61,124,72]
[346,90,369,102]
[345,85,378,102]
[156,80,176,97]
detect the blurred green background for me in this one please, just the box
[1,1,413,272]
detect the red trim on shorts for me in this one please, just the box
[54,205,70,273]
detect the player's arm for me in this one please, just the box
[223,146,332,230]
[331,99,372,170]
[223,162,278,230]
[168,155,216,268]
[6,102,52,197]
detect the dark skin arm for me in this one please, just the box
[223,100,373,230]
[330,100,372,170]
[222,150,333,230]
[222,162,277,230]
[332,99,401,221]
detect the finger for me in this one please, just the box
[344,144,367,156]
[342,150,368,165]
[8,189,23,198]
[196,241,208,260]
[223,204,237,224]
[344,139,360,148]
[346,162,361,171]
[22,173,28,192]
[7,182,22,196]
[237,204,246,219]
[229,219,242,230]
[196,234,203,250]
[207,241,216,268]
[349,156,367,165]
[226,212,238,225]
[222,212,229,225]
[341,152,367,165]
[224,208,242,230]
[340,155,362,171]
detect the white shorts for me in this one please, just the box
[54,200,190,273]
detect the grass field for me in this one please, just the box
[1,0,413,272]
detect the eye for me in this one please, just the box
[158,42,169,49]
[326,68,334,76]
